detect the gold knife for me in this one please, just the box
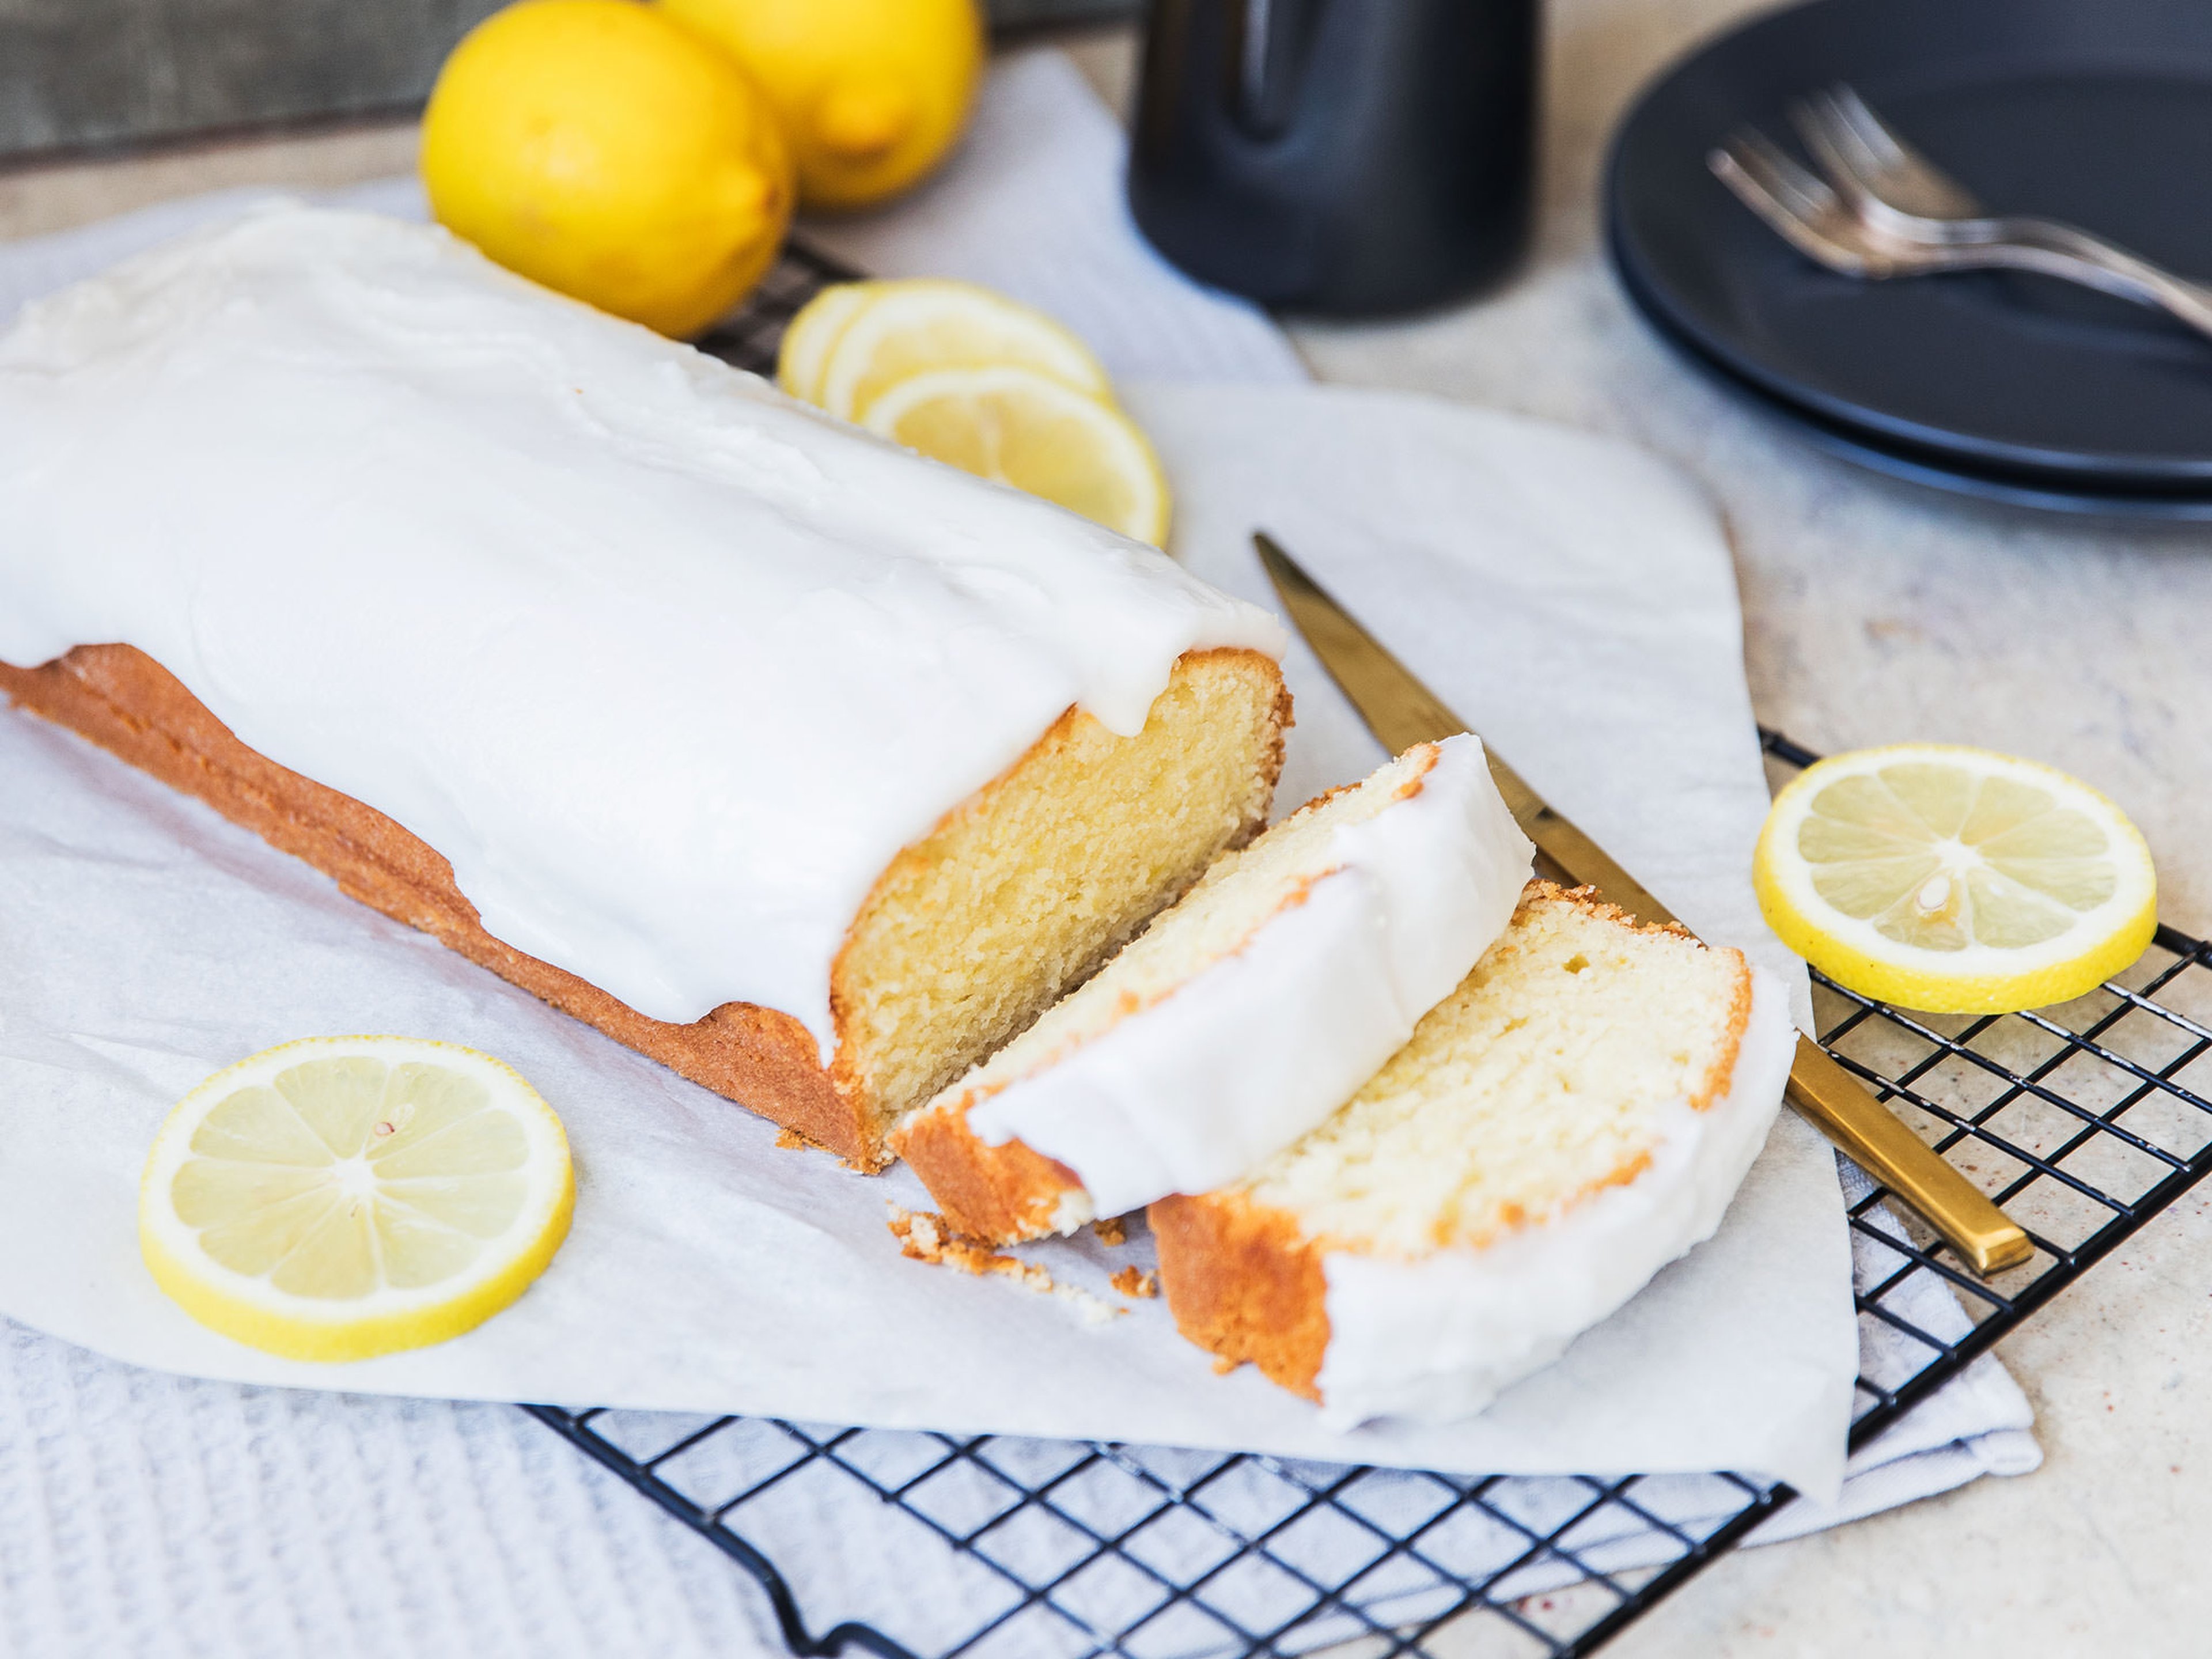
[1253,531,2034,1277]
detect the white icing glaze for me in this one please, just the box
[965,734,1533,1218]
[0,207,1284,1046]
[1312,965,1794,1430]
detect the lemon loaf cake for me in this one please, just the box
[893,736,1533,1241]
[0,207,1290,1168]
[1150,883,1794,1425]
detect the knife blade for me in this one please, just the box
[1253,530,2034,1277]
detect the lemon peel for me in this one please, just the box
[422,0,793,338]
[658,0,982,210]
[815,279,1114,422]
[863,362,1171,546]
[777,281,876,403]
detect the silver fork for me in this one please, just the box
[1787,85,2212,339]
[1707,129,2158,293]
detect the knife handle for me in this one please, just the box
[1785,1036,2035,1276]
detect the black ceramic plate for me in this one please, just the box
[1615,251,2212,520]
[1607,0,2212,488]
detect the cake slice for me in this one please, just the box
[0,207,1291,1169]
[1149,882,1793,1425]
[891,734,1534,1240]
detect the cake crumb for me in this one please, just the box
[774,1124,827,1152]
[888,1207,1122,1323]
[1211,1355,1239,1376]
[1109,1265,1157,1299]
[1092,1217,1128,1247]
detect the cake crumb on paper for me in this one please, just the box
[1092,1216,1128,1247]
[888,1206,1122,1324]
[1109,1266,1157,1299]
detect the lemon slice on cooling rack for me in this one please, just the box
[141,1036,573,1361]
[1755,743,2157,1014]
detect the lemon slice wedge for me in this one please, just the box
[776,281,876,404]
[1755,743,2156,1013]
[862,362,1171,544]
[816,278,1113,421]
[140,1036,574,1361]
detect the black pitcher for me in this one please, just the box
[1127,0,1539,316]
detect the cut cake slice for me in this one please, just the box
[891,734,1535,1241]
[1149,882,1794,1426]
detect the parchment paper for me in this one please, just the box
[0,380,1861,1498]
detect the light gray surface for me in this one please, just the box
[0,3,2206,1653]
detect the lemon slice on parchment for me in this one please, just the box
[806,278,1114,421]
[141,1036,573,1362]
[775,279,876,404]
[861,362,1171,544]
[1755,743,2156,1014]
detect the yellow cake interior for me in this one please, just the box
[835,647,1288,1143]
[923,741,1432,1115]
[1237,885,1749,1256]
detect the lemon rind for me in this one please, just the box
[1754,743,2158,1015]
[776,281,876,404]
[818,278,1114,421]
[858,362,1170,545]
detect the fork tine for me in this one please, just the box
[1794,90,1892,201]
[1721,127,1840,222]
[1830,84,1983,217]
[1708,137,1862,270]
[1828,84,1913,170]
[1725,128,1849,228]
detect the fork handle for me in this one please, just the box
[1974,217,2212,340]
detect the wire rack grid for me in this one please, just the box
[521,252,2212,1657]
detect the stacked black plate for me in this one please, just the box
[1606,0,2212,517]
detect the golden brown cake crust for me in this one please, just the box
[0,643,874,1158]
[1148,1190,1331,1400]
[888,1100,1084,1243]
[1148,881,1758,1397]
[3,642,1286,1171]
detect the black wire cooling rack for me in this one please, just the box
[521,251,2212,1657]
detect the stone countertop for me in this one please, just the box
[3,6,2207,1654]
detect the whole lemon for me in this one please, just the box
[421,0,794,337]
[657,0,983,212]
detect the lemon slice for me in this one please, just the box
[1755,743,2157,1013]
[776,281,876,403]
[862,362,1171,544]
[816,278,1113,421]
[140,1036,574,1362]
